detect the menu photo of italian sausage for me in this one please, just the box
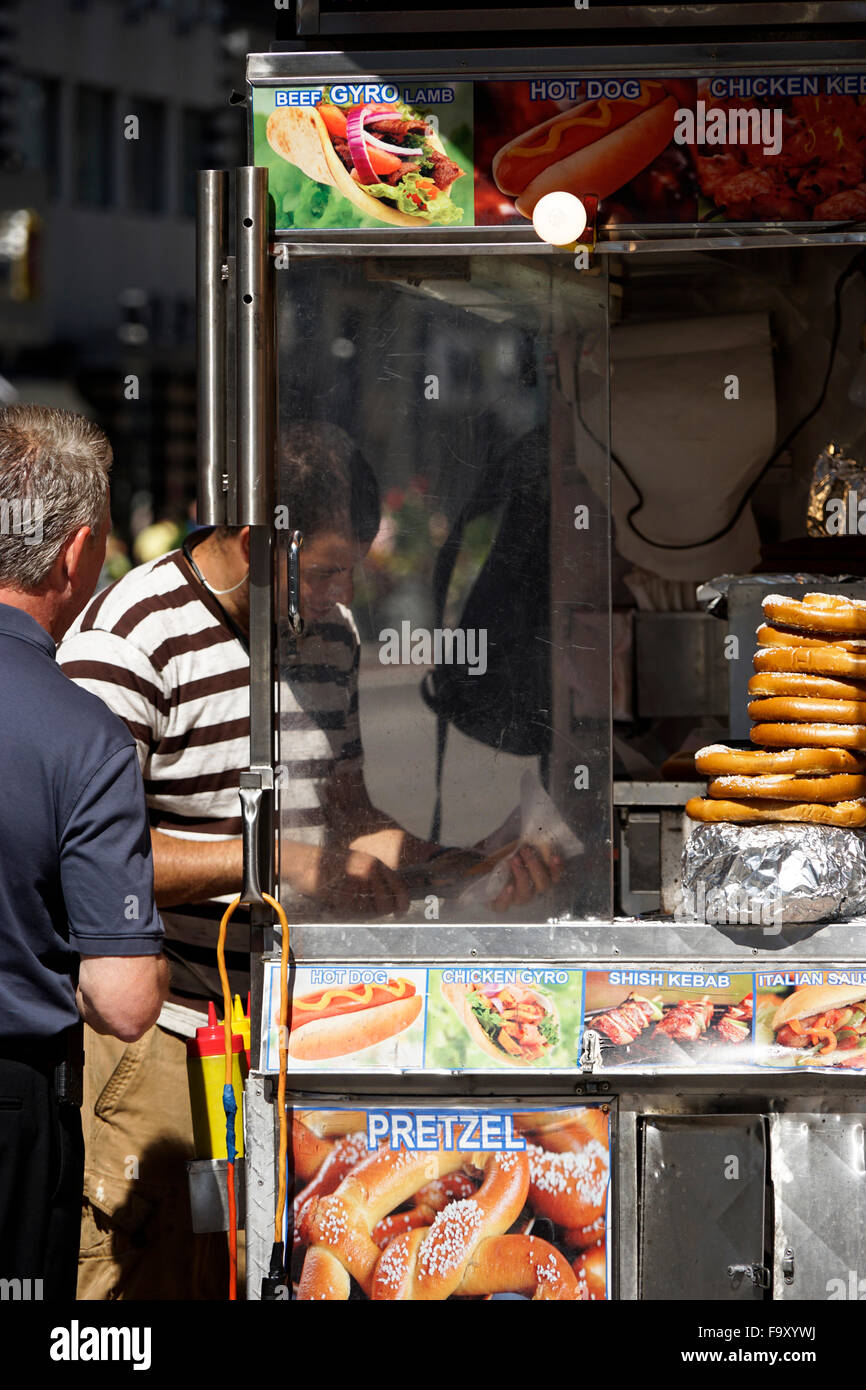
[755,970,866,1070]
[264,967,427,1070]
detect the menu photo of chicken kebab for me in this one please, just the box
[582,971,756,1069]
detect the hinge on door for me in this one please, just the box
[727,1262,771,1290]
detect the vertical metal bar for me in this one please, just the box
[196,170,228,525]
[234,163,277,1276]
[236,166,273,526]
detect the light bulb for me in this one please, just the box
[531,191,588,246]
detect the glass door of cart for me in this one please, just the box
[274,254,612,924]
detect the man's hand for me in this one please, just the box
[289,843,410,918]
[490,844,563,913]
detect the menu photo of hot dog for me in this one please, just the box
[263,966,427,1070]
[426,967,582,1070]
[476,78,698,227]
[755,970,866,1070]
[583,970,756,1069]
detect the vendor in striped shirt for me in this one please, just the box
[60,421,558,1298]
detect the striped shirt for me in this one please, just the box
[57,539,361,996]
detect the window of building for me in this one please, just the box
[18,75,59,196]
[127,98,166,214]
[180,108,210,218]
[75,86,114,207]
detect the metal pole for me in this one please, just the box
[235,166,273,527]
[196,170,228,526]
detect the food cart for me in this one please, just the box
[195,8,866,1300]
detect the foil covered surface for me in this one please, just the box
[806,441,866,537]
[680,821,866,925]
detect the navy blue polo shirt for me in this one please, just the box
[0,603,163,1042]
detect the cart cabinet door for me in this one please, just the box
[639,1115,768,1301]
[772,1113,866,1302]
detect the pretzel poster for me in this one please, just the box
[290,1105,610,1300]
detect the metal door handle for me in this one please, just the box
[288,529,304,635]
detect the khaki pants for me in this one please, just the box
[77,1024,234,1300]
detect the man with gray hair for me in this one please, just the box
[0,405,167,1299]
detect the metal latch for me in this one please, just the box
[727,1263,771,1290]
[782,1247,795,1285]
[579,1028,602,1073]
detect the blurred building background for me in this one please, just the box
[0,0,271,551]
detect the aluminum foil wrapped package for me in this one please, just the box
[806,440,866,537]
[680,822,866,926]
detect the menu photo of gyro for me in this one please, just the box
[583,970,756,1071]
[425,967,584,1071]
[754,969,866,1072]
[290,1104,609,1300]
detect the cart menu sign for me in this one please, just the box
[263,961,866,1075]
[290,1104,609,1300]
[251,74,866,232]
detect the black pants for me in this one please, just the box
[0,1054,84,1299]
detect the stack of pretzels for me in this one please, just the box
[290,1107,609,1300]
[687,593,866,827]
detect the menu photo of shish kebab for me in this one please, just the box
[290,1106,610,1300]
[755,975,866,1070]
[582,972,756,1067]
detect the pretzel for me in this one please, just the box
[564,1213,607,1249]
[754,644,866,680]
[748,671,866,701]
[526,1140,609,1230]
[695,743,866,777]
[372,1173,477,1248]
[751,721,866,750]
[373,1230,581,1300]
[573,1243,606,1300]
[686,795,866,827]
[763,592,866,638]
[708,773,866,803]
[757,624,866,654]
[297,1146,467,1299]
[293,1129,374,1250]
[362,1151,531,1300]
[748,695,866,725]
